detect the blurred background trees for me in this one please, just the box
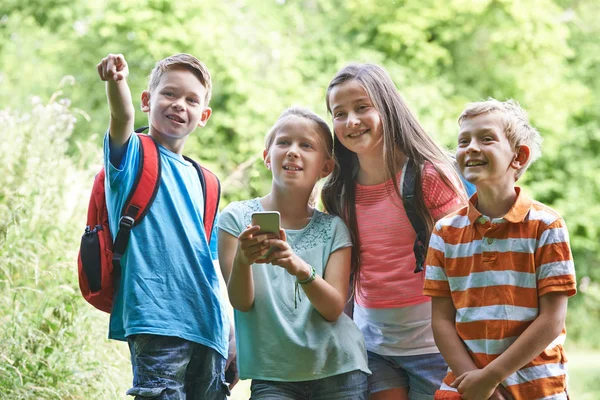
[1,0,599,398]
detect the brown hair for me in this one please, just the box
[458,98,542,179]
[265,107,333,157]
[148,53,212,105]
[321,63,465,292]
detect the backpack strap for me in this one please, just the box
[185,157,221,244]
[401,159,427,273]
[112,130,161,276]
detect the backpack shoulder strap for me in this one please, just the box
[112,131,161,273]
[184,157,221,244]
[401,159,427,273]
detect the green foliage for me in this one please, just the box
[0,98,129,399]
[1,0,600,396]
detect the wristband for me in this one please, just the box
[294,265,317,309]
[297,265,317,285]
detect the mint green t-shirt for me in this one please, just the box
[218,199,370,382]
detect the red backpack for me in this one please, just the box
[77,131,221,313]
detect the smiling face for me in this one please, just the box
[263,116,333,192]
[457,112,529,190]
[328,79,384,158]
[141,67,211,153]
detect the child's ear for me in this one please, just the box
[263,149,271,170]
[320,158,335,178]
[141,90,151,113]
[511,145,531,170]
[197,107,212,128]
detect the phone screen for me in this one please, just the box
[251,212,281,237]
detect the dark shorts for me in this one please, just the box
[127,334,229,400]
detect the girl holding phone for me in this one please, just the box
[217,107,370,399]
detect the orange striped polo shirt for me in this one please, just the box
[423,188,577,400]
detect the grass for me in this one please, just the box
[565,347,600,400]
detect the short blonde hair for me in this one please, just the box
[148,53,212,105]
[264,107,333,158]
[458,98,542,179]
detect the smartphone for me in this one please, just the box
[251,211,281,237]
[251,212,281,260]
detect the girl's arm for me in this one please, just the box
[298,246,351,322]
[218,225,275,312]
[218,230,254,311]
[265,231,351,322]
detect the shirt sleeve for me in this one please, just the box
[209,212,220,261]
[422,162,465,222]
[217,202,245,239]
[330,215,353,253]
[103,130,138,189]
[423,224,452,297]
[535,217,577,297]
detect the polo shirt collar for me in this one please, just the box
[466,187,533,224]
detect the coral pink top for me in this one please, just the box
[355,161,463,309]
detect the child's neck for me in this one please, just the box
[149,130,187,155]
[261,189,313,230]
[356,151,405,186]
[475,184,518,219]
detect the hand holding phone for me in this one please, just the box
[251,211,281,261]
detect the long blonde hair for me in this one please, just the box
[321,63,464,288]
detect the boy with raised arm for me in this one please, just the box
[97,53,233,399]
[424,99,576,400]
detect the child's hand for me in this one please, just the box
[450,369,498,400]
[489,385,514,400]
[234,225,276,266]
[97,53,129,82]
[262,230,310,278]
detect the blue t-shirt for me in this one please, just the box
[218,199,370,381]
[460,174,477,197]
[104,132,229,358]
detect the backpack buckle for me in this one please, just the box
[119,216,135,230]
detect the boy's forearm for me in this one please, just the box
[106,80,135,145]
[433,317,479,376]
[482,295,568,384]
[431,297,478,376]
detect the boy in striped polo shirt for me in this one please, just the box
[424,99,576,400]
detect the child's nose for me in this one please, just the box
[172,98,185,111]
[287,144,299,157]
[466,141,480,152]
[346,112,360,127]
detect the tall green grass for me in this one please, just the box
[0,95,130,399]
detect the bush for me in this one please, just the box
[0,94,130,399]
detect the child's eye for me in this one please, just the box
[188,98,199,104]
[163,92,174,97]
[301,142,314,149]
[276,140,289,145]
[334,111,345,118]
